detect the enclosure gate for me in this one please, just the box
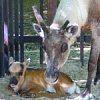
[0,0,43,77]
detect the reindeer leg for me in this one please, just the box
[94,53,100,85]
[75,21,100,100]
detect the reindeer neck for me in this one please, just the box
[52,0,90,27]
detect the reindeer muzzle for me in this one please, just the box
[44,66,59,83]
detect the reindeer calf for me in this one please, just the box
[8,59,80,98]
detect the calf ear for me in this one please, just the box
[25,58,31,66]
[66,24,78,34]
[33,23,44,38]
[9,57,14,65]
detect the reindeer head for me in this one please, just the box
[32,6,80,83]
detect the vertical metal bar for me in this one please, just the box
[40,37,43,66]
[3,0,8,56]
[0,0,4,77]
[14,0,19,61]
[19,0,24,62]
[3,0,9,74]
[39,0,44,65]
[40,0,44,17]
[3,0,8,24]
[80,32,84,67]
[8,0,14,58]
[47,0,57,25]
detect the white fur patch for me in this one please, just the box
[46,84,56,93]
[9,62,22,73]
[50,23,60,30]
[65,83,80,95]
[53,0,89,27]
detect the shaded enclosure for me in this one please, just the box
[0,0,90,77]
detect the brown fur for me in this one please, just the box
[8,59,80,98]
[88,0,100,22]
[19,69,74,98]
[9,68,77,98]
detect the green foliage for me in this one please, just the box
[24,50,40,67]
[23,0,41,50]
[23,0,39,35]
[24,43,40,50]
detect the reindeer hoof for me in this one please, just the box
[74,94,94,100]
[74,89,95,100]
[94,77,100,85]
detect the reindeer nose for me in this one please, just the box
[45,66,59,83]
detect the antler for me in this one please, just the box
[61,20,69,30]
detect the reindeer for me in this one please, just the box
[32,0,100,99]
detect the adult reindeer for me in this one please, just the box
[32,0,100,99]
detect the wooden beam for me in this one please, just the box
[47,0,57,25]
[40,0,44,17]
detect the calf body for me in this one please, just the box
[17,69,80,98]
[9,67,80,98]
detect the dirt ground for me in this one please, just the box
[0,47,100,100]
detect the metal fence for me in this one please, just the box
[0,0,43,77]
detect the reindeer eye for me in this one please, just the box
[61,43,68,52]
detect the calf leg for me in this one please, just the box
[20,85,44,98]
[20,86,66,98]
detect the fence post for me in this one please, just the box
[14,0,19,61]
[39,0,44,66]
[40,0,44,18]
[19,0,24,62]
[0,0,4,77]
[40,37,43,66]
[47,0,57,25]
[8,0,14,58]
[80,32,84,67]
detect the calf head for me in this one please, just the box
[32,6,80,83]
[8,57,30,89]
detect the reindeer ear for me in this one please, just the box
[66,25,78,34]
[23,58,31,68]
[33,23,44,38]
